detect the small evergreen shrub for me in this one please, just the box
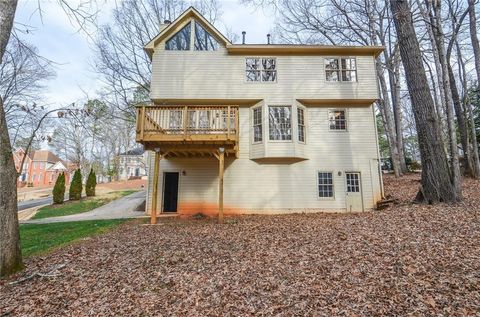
[69,169,83,200]
[85,169,97,197]
[52,173,66,204]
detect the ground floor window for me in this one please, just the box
[318,172,334,198]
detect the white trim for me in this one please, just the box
[316,171,335,200]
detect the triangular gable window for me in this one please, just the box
[194,21,219,51]
[165,22,191,50]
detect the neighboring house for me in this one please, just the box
[14,149,70,187]
[118,148,147,180]
[135,7,384,221]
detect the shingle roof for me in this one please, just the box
[31,150,62,163]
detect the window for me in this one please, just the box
[318,172,334,198]
[253,107,262,142]
[297,108,305,143]
[329,110,347,130]
[246,58,276,82]
[194,22,219,51]
[165,22,191,50]
[325,58,357,82]
[346,173,360,192]
[269,106,291,140]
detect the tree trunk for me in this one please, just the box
[468,0,480,84]
[0,0,22,278]
[392,51,408,173]
[390,0,460,203]
[377,65,403,177]
[448,63,472,176]
[431,1,461,197]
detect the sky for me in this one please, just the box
[13,0,275,107]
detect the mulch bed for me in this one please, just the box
[1,173,479,316]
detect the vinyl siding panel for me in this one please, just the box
[146,105,383,215]
[151,47,378,101]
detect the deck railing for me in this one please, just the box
[136,105,239,143]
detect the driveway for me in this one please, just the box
[21,191,147,224]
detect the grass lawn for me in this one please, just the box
[32,190,137,220]
[20,219,128,257]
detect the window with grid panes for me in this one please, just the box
[246,58,276,82]
[325,58,357,82]
[329,110,347,130]
[253,107,262,142]
[297,107,305,142]
[318,172,334,198]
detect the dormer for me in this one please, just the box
[144,7,231,59]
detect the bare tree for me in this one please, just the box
[94,0,222,120]
[390,0,459,203]
[0,0,23,278]
[468,0,480,84]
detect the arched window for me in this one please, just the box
[165,22,191,51]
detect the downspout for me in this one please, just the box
[373,54,385,200]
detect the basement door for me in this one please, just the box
[163,172,179,213]
[345,172,363,212]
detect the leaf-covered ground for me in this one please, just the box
[1,173,479,316]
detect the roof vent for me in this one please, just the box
[164,19,171,24]
[242,31,246,44]
[267,33,271,44]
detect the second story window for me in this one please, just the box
[194,22,219,51]
[297,108,305,143]
[165,22,191,51]
[246,58,276,82]
[253,107,262,142]
[269,106,291,140]
[325,58,357,82]
[329,110,347,131]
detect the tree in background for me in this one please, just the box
[390,0,460,203]
[52,173,66,204]
[69,169,83,201]
[85,169,96,197]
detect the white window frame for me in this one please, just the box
[245,57,277,83]
[324,57,357,82]
[328,109,348,132]
[268,105,292,142]
[317,171,335,199]
[297,106,306,143]
[252,106,263,144]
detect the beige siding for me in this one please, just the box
[151,46,378,101]
[146,105,383,215]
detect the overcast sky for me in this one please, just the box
[14,0,275,107]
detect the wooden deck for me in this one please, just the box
[136,105,239,157]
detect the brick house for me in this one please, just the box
[14,149,71,187]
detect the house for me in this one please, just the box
[118,148,147,180]
[135,7,384,223]
[14,149,70,187]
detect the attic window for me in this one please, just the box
[165,22,191,50]
[194,21,219,51]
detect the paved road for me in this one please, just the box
[18,196,53,211]
[22,191,147,224]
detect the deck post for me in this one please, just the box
[151,149,161,224]
[218,147,225,224]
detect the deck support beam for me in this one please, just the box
[217,147,225,224]
[151,149,161,224]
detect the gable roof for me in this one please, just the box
[144,6,231,59]
[47,161,68,171]
[31,150,62,163]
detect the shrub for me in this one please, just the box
[69,169,83,200]
[85,169,97,197]
[52,173,65,204]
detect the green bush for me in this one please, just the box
[52,173,65,204]
[69,169,83,201]
[85,169,97,197]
